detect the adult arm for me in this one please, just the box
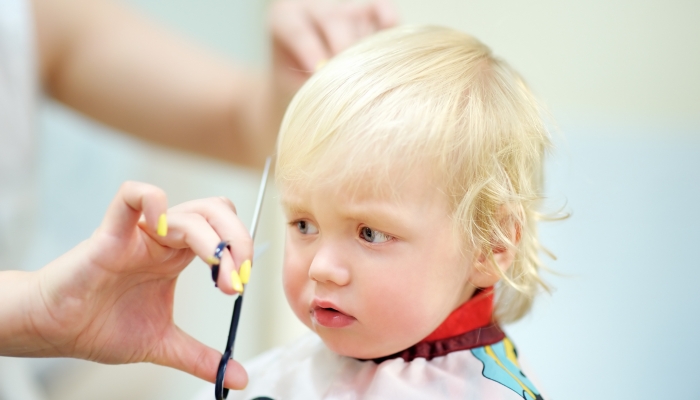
[32,0,398,168]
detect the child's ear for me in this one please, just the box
[468,215,521,288]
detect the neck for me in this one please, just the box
[369,287,504,363]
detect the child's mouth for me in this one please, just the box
[311,302,355,328]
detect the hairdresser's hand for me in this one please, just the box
[26,182,250,389]
[269,0,398,103]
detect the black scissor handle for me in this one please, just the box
[215,348,231,400]
[215,295,244,399]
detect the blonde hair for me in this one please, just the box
[276,25,552,323]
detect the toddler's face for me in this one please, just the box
[281,171,477,359]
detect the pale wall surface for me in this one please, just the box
[395,0,700,126]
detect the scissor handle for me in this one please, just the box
[214,348,231,400]
[215,295,244,399]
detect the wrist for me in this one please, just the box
[28,239,101,358]
[0,269,50,356]
[0,240,97,358]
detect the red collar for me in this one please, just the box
[370,287,504,363]
[422,287,495,342]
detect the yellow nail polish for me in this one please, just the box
[315,58,328,71]
[205,256,220,265]
[231,270,243,293]
[157,214,168,237]
[239,260,251,284]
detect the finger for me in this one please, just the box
[168,197,253,293]
[269,1,330,72]
[169,197,253,268]
[157,213,237,294]
[356,8,375,38]
[101,181,168,239]
[168,195,237,215]
[310,4,363,55]
[369,0,399,30]
[153,326,248,390]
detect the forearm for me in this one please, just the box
[34,0,278,168]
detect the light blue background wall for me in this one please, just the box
[509,124,700,399]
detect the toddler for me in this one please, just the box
[226,25,550,399]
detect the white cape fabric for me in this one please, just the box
[195,333,544,400]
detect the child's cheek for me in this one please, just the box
[374,269,446,342]
[282,243,313,327]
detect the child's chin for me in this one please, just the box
[318,333,395,360]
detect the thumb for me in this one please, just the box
[100,181,168,239]
[153,326,248,390]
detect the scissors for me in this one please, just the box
[215,156,271,400]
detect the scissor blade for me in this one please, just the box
[249,157,271,240]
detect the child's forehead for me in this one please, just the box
[279,163,447,213]
[280,178,401,210]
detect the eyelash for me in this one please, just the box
[289,220,394,244]
[291,220,318,235]
[359,226,393,244]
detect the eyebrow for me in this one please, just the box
[280,196,310,216]
[281,195,411,232]
[337,200,413,234]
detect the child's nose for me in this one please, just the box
[308,244,351,287]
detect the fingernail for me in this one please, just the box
[231,270,243,293]
[315,59,328,71]
[239,260,251,284]
[157,214,168,237]
[205,256,220,265]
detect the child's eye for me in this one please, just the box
[359,226,391,243]
[295,220,319,235]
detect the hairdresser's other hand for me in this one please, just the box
[24,182,250,389]
[269,0,398,103]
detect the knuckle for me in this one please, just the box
[216,196,237,214]
[316,7,336,23]
[269,1,297,28]
[340,2,360,17]
[119,180,137,192]
[237,237,254,256]
[144,185,167,202]
[281,20,310,44]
